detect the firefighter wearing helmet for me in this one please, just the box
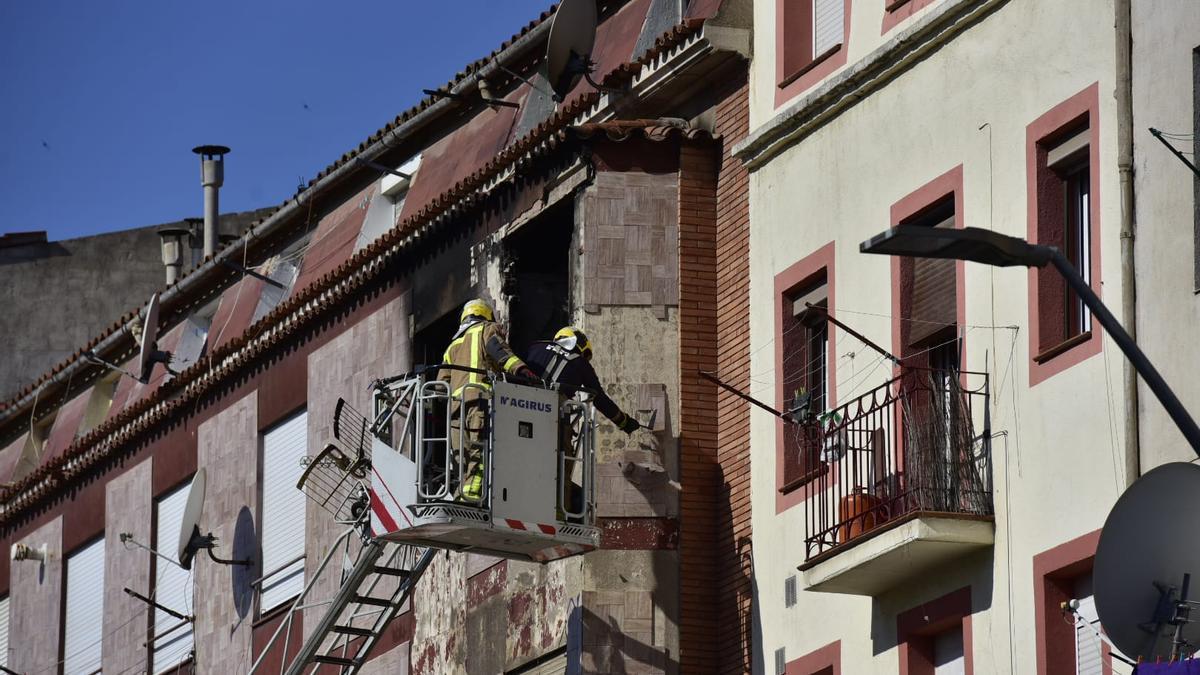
[524,326,641,434]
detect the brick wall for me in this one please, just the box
[678,140,721,672]
[103,458,154,673]
[713,77,753,675]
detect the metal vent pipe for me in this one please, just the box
[193,145,230,258]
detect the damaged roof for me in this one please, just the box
[0,2,726,516]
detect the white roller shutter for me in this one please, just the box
[813,0,844,57]
[261,410,308,611]
[153,484,195,672]
[1074,575,1103,675]
[0,595,9,668]
[64,537,105,675]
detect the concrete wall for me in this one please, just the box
[1131,3,1200,470]
[0,209,269,401]
[745,0,1129,671]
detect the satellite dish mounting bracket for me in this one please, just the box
[181,524,252,568]
[556,52,621,102]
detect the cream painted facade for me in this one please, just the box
[732,0,1192,672]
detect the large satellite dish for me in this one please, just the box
[545,0,598,101]
[177,468,251,570]
[1095,461,1200,661]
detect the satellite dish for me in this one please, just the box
[177,468,252,570]
[545,0,598,100]
[137,292,171,383]
[1095,462,1200,661]
[84,292,173,383]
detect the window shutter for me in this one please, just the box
[153,484,194,672]
[64,538,105,675]
[813,0,844,57]
[908,215,957,347]
[0,595,8,669]
[1074,595,1103,675]
[261,410,308,611]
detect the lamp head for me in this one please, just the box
[860,226,1053,268]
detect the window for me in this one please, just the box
[358,154,422,252]
[1032,530,1109,675]
[900,195,958,356]
[0,594,8,669]
[1072,575,1103,675]
[776,0,850,104]
[775,242,836,512]
[1026,84,1102,385]
[781,274,829,490]
[259,409,308,612]
[153,484,195,672]
[897,587,973,675]
[64,537,105,675]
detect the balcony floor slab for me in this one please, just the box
[800,514,994,595]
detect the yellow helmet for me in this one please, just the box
[460,298,494,323]
[554,326,593,360]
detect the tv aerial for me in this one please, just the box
[85,292,175,384]
[177,468,252,570]
[1094,461,1200,661]
[545,0,609,102]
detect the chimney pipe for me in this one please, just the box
[157,224,190,285]
[192,145,230,259]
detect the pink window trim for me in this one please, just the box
[881,0,939,34]
[897,586,974,675]
[786,640,841,674]
[1032,529,1112,675]
[775,241,837,514]
[1026,83,1103,387]
[888,165,967,374]
[775,0,853,108]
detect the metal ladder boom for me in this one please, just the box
[282,541,435,675]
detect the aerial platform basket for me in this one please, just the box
[300,367,600,563]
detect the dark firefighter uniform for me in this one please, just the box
[438,299,534,500]
[524,327,640,434]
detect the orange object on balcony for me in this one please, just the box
[838,489,885,543]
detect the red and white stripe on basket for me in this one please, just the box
[499,518,558,536]
[530,543,596,562]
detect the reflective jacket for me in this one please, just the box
[524,340,631,427]
[438,319,526,397]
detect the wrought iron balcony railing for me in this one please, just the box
[790,367,992,562]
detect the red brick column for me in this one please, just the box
[714,77,753,675]
[678,140,721,672]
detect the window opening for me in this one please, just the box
[781,273,829,489]
[933,627,966,675]
[1073,574,1103,675]
[153,483,195,672]
[502,200,573,355]
[259,410,308,613]
[64,537,105,675]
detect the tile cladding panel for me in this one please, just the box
[102,458,154,673]
[194,392,257,673]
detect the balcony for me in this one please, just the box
[789,368,994,595]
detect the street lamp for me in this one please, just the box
[861,225,1200,457]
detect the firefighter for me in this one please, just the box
[526,326,640,519]
[525,326,641,434]
[438,298,536,501]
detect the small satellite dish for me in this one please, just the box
[177,468,252,570]
[1094,462,1200,661]
[545,0,598,100]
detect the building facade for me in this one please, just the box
[736,0,1197,673]
[0,1,757,673]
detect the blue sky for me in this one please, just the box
[0,1,552,240]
